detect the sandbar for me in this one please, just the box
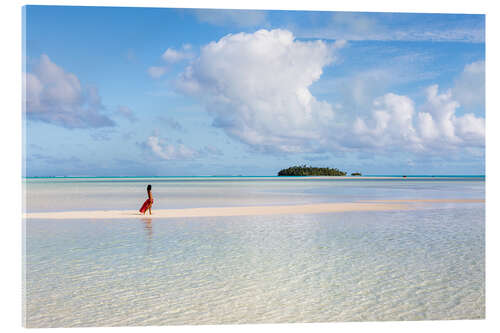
[25,202,409,220]
[24,199,484,220]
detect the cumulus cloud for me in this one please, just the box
[145,136,198,160]
[177,29,344,153]
[353,93,421,150]
[25,54,115,128]
[353,85,484,152]
[421,85,484,146]
[452,60,485,110]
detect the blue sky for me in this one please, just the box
[24,6,485,176]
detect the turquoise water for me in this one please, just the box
[23,178,485,327]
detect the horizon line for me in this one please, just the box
[23,174,486,179]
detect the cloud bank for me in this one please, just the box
[25,54,115,128]
[352,85,485,153]
[174,30,484,156]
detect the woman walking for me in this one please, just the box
[139,184,154,215]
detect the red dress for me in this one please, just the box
[139,198,153,213]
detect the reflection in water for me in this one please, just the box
[141,217,153,255]
[142,217,153,237]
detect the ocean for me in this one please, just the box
[23,177,485,327]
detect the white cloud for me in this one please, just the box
[417,112,439,141]
[177,29,343,153]
[454,113,485,143]
[147,66,168,78]
[25,54,114,128]
[353,93,421,150]
[353,85,484,152]
[161,47,193,63]
[148,45,193,78]
[422,85,484,146]
[452,60,485,109]
[347,61,485,152]
[146,136,197,160]
[420,85,461,143]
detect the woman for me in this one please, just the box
[139,184,154,215]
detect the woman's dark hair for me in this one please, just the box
[147,184,152,191]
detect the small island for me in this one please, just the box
[277,165,347,176]
[351,172,362,176]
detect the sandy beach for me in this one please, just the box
[23,199,483,220]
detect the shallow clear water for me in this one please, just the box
[25,177,485,211]
[24,178,485,327]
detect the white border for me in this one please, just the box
[2,0,497,332]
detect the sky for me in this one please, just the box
[23,6,485,176]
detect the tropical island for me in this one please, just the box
[277,165,347,176]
